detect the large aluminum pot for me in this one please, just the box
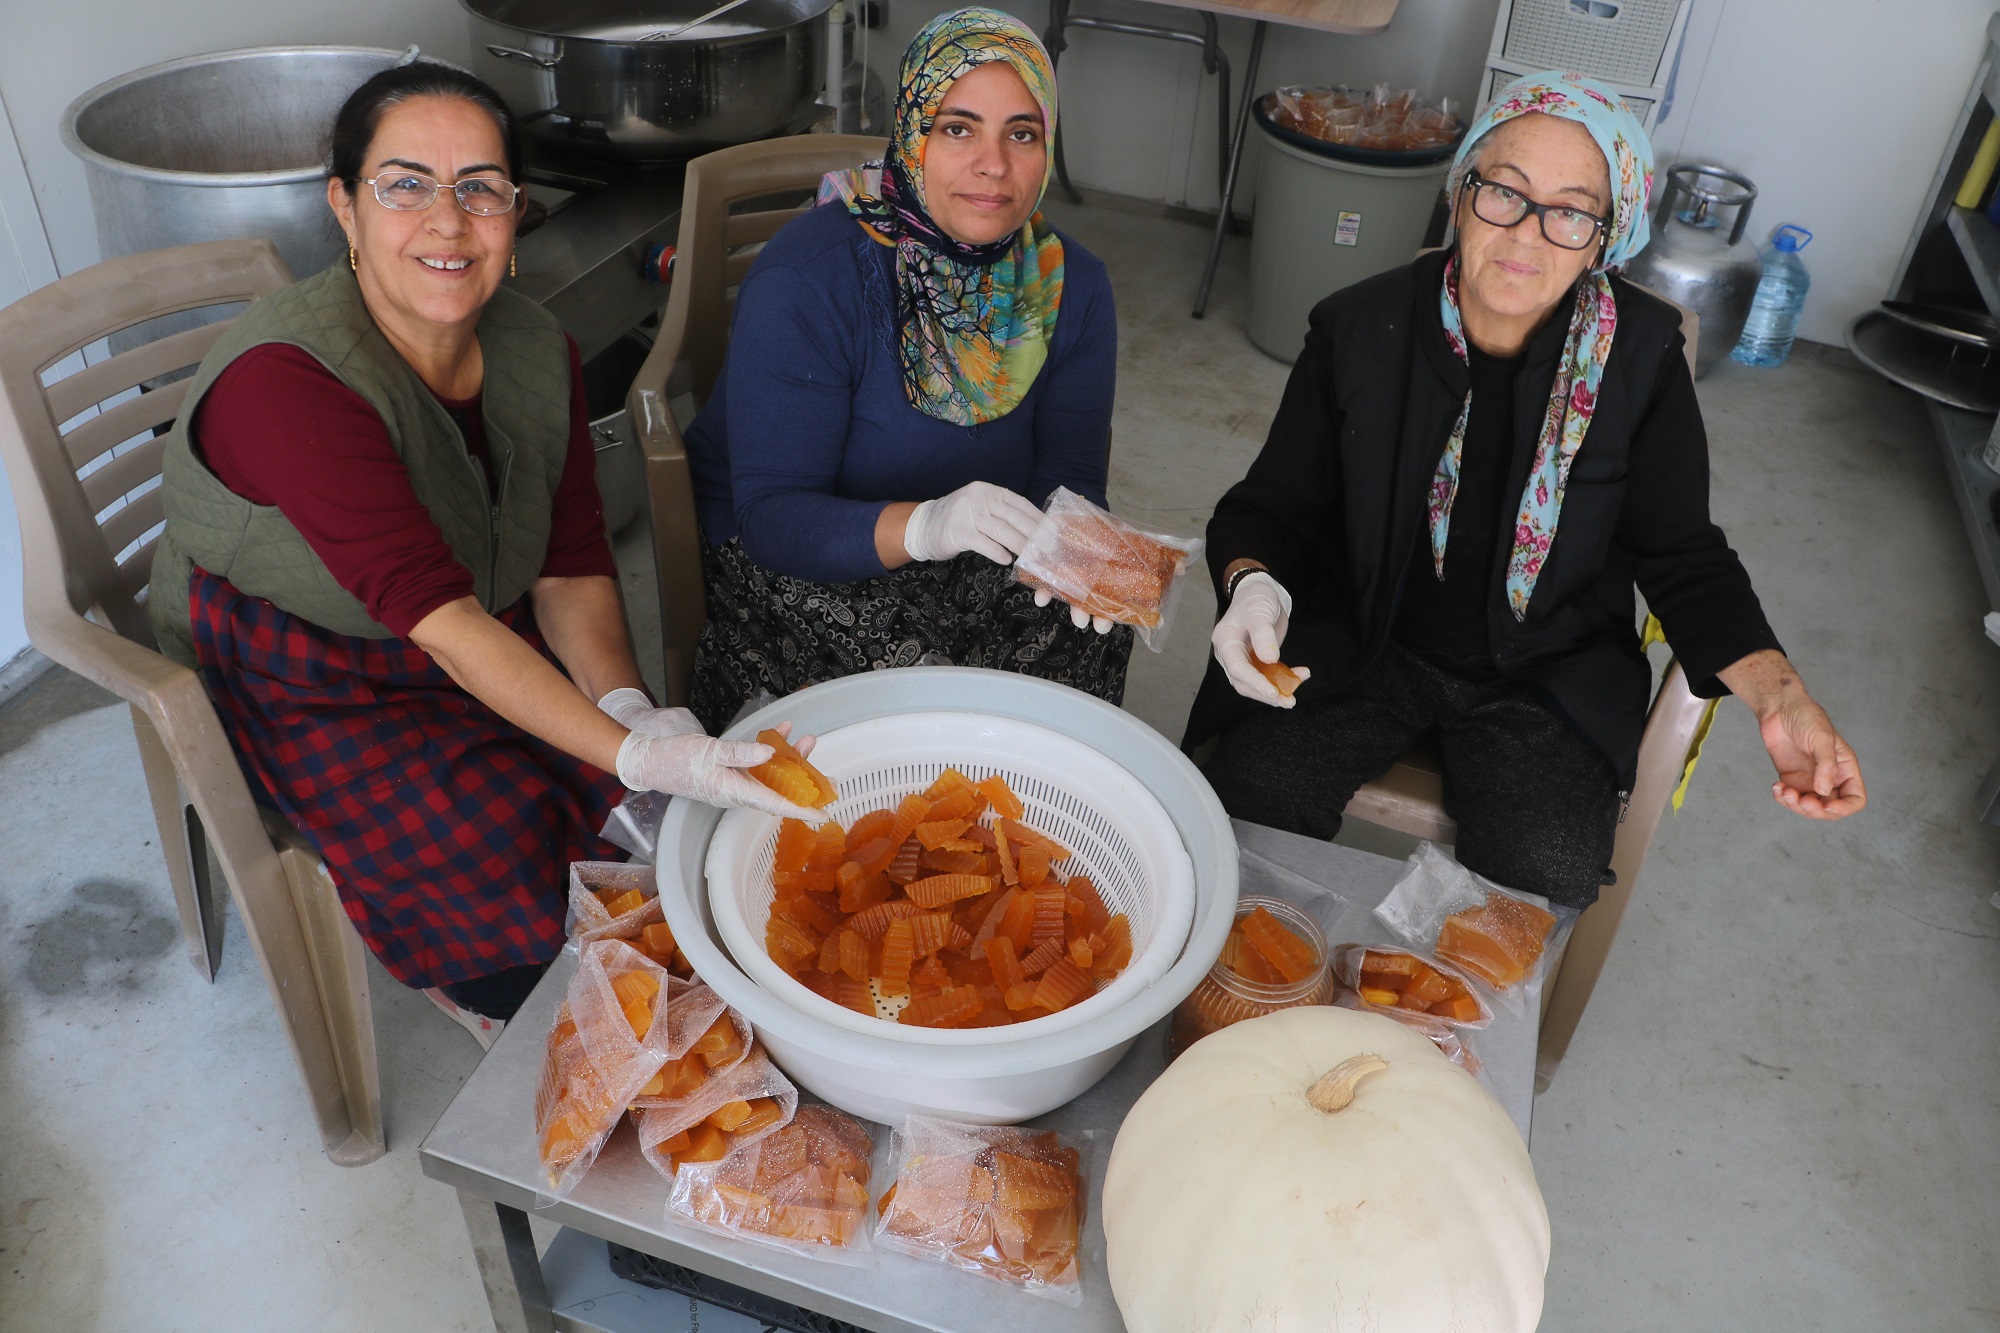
[464,0,834,162]
[61,46,407,283]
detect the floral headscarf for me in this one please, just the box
[817,7,1064,425]
[1427,70,1656,620]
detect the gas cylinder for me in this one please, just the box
[1620,163,1763,377]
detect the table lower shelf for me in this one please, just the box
[1926,398,2000,618]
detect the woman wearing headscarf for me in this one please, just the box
[1186,72,1865,907]
[682,7,1129,732]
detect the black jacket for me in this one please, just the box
[1184,250,1781,788]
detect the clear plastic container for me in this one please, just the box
[1167,896,1335,1058]
[1732,224,1812,367]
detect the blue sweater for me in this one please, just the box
[684,201,1117,584]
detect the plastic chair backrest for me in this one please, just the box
[627,134,885,705]
[0,239,293,649]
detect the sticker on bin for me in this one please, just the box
[1335,211,1362,246]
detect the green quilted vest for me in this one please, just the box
[148,264,572,668]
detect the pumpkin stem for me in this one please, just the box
[1306,1054,1388,1113]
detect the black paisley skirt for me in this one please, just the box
[689,537,1136,734]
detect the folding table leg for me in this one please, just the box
[457,1192,555,1333]
[1194,19,1268,319]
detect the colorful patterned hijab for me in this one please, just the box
[817,7,1064,426]
[1427,70,1656,620]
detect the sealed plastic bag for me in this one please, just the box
[601,790,671,863]
[534,940,675,1201]
[1331,943,1492,1029]
[1333,991,1488,1085]
[566,862,692,975]
[1013,487,1203,650]
[875,1115,1091,1305]
[665,1104,876,1264]
[634,1036,797,1181]
[1373,842,1574,1009]
[630,991,752,1110]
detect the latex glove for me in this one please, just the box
[614,728,827,823]
[597,687,703,739]
[1032,587,1114,634]
[1211,571,1310,708]
[902,481,1045,565]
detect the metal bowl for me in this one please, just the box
[464,0,834,162]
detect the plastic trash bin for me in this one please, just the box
[1246,95,1453,362]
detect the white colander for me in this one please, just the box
[705,711,1197,1044]
[657,668,1239,1125]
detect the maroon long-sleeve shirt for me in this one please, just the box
[191,337,616,637]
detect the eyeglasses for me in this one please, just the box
[1461,171,1606,251]
[360,171,522,217]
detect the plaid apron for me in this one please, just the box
[188,567,624,988]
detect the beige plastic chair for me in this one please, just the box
[0,239,385,1165]
[627,134,885,706]
[1344,286,1706,1090]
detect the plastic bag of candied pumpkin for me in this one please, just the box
[534,940,678,1202]
[1372,842,1575,1012]
[666,1104,879,1265]
[1012,487,1203,651]
[874,1115,1093,1305]
[634,1035,797,1182]
[565,861,663,944]
[1331,943,1493,1029]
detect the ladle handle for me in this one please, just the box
[486,44,561,69]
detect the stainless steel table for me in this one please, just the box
[421,820,1539,1333]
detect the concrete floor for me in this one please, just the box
[3,199,1997,1330]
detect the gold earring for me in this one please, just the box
[510,251,518,278]
[348,245,357,272]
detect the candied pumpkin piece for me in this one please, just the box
[900,984,981,1027]
[604,888,647,917]
[1240,905,1319,984]
[772,818,817,874]
[1019,938,1066,976]
[907,873,997,909]
[621,998,653,1038]
[773,868,838,896]
[1434,994,1485,1023]
[983,936,1027,992]
[846,807,899,849]
[845,898,924,940]
[1030,958,1093,1012]
[1064,876,1111,931]
[750,728,838,808]
[804,820,848,869]
[664,1056,708,1099]
[925,785,980,823]
[641,922,677,963]
[915,819,972,850]
[1016,846,1051,886]
[1068,937,1094,970]
[657,1128,693,1156]
[884,837,925,884]
[995,827,1019,885]
[923,767,975,800]
[1358,985,1402,1007]
[827,976,876,1015]
[909,911,972,958]
[975,775,1026,822]
[834,930,871,984]
[912,955,951,989]
[879,917,916,996]
[1000,818,1071,861]
[1094,914,1133,976]
[837,865,894,914]
[1003,982,1039,1011]
[708,1099,755,1132]
[1406,963,1457,1006]
[1361,949,1422,984]
[765,916,819,971]
[682,1123,732,1163]
[689,1014,736,1061]
[997,888,1038,952]
[1255,659,1305,697]
[991,1152,1077,1210]
[1030,887,1068,945]
[611,971,660,1009]
[736,1098,787,1135]
[1437,892,1557,989]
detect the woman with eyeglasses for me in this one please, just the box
[147,62,820,1039]
[1185,71,1864,909]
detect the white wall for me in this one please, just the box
[1649,0,1992,345]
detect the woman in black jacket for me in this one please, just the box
[1188,72,1864,908]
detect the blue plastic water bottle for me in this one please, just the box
[1732,224,1813,367]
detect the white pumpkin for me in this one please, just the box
[1103,1005,1549,1332]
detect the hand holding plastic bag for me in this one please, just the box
[1012,487,1203,651]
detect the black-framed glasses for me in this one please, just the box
[1462,171,1606,251]
[361,171,521,217]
